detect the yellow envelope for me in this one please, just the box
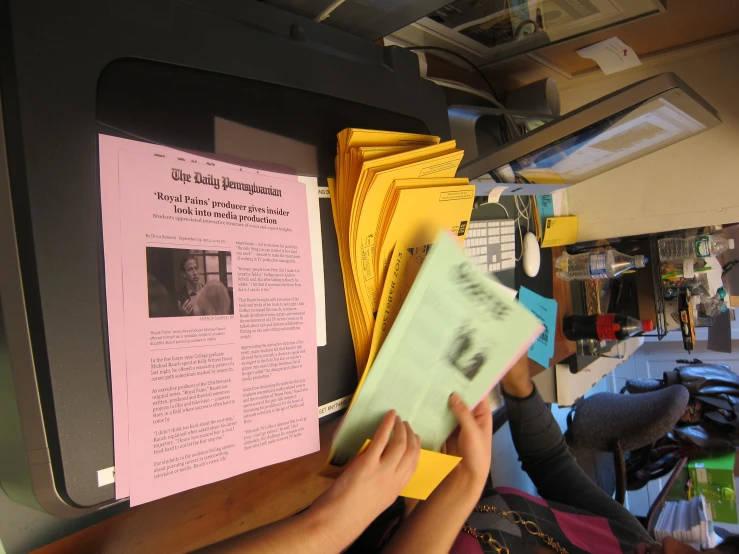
[343,142,459,371]
[541,216,578,248]
[350,143,462,322]
[331,130,439,370]
[375,180,474,286]
[359,440,461,500]
[367,242,423,370]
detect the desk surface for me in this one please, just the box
[33,420,340,554]
[32,247,575,554]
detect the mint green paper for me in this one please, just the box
[330,231,543,466]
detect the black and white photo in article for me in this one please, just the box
[146,247,234,318]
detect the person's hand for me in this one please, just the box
[178,299,194,315]
[445,394,492,492]
[310,411,420,546]
[500,354,534,398]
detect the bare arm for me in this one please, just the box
[198,503,353,554]
[382,394,492,554]
[197,411,420,554]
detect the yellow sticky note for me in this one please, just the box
[360,440,461,500]
[541,216,578,248]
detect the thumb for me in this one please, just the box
[449,393,475,429]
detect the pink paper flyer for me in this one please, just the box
[99,137,318,505]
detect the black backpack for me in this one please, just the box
[624,361,739,489]
[626,360,739,448]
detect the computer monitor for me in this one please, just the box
[455,73,721,194]
[0,0,450,516]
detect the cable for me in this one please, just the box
[405,46,503,105]
[514,196,532,262]
[515,223,526,262]
[314,0,346,22]
[404,46,521,139]
[485,201,510,219]
[514,19,537,37]
[474,192,510,218]
[514,195,531,223]
[722,260,738,278]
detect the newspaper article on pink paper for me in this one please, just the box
[99,136,324,500]
[109,145,317,506]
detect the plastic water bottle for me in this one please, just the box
[699,288,729,318]
[658,235,735,261]
[700,297,728,318]
[555,248,647,281]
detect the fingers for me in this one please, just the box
[366,410,397,459]
[449,393,475,430]
[472,398,493,434]
[444,426,461,457]
[381,416,408,466]
[398,427,421,479]
[368,413,421,479]
[472,397,489,416]
[501,356,532,391]
[405,423,419,461]
[404,422,416,450]
[401,423,416,463]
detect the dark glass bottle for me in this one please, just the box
[563,314,654,341]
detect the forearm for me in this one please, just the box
[196,503,352,554]
[382,468,481,554]
[503,382,649,532]
[503,384,576,492]
[501,357,580,499]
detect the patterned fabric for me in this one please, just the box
[451,488,649,554]
[351,387,655,553]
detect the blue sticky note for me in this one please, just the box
[518,286,558,368]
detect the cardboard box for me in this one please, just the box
[689,450,738,524]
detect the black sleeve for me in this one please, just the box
[503,386,647,532]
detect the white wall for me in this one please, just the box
[547,37,739,241]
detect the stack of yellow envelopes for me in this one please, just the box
[330,129,475,378]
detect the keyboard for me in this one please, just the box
[464,220,516,273]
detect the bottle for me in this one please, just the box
[658,234,735,261]
[563,314,654,341]
[699,290,729,318]
[699,297,726,318]
[555,248,647,281]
